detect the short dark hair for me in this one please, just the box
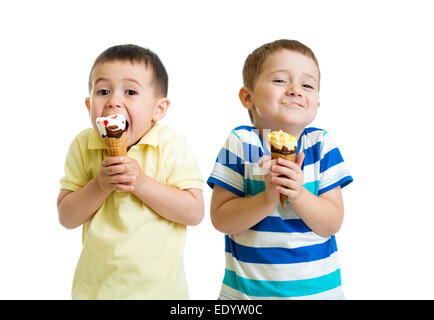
[88,44,168,97]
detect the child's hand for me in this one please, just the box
[122,157,146,192]
[258,155,280,206]
[95,156,138,193]
[270,152,305,202]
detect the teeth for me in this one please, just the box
[282,100,290,104]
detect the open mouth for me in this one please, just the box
[125,120,130,131]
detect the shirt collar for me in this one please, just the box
[88,124,162,150]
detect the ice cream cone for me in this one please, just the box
[271,152,296,209]
[96,114,128,157]
[268,130,298,210]
[104,131,127,157]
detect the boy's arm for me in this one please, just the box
[119,156,204,226]
[57,178,110,229]
[289,186,344,238]
[133,178,204,226]
[211,152,344,237]
[58,155,204,228]
[211,155,285,235]
[57,156,135,229]
[271,156,344,238]
[210,185,276,235]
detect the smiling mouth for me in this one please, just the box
[282,100,303,107]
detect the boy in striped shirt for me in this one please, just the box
[207,39,353,299]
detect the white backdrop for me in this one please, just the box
[1,0,433,299]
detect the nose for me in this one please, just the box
[286,83,302,97]
[107,92,123,109]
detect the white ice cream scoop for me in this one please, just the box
[95,114,126,137]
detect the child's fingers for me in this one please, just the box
[275,158,302,174]
[258,155,271,167]
[277,185,297,198]
[275,152,305,170]
[109,173,136,185]
[103,156,126,166]
[104,163,130,176]
[272,176,298,190]
[259,156,277,176]
[295,152,305,168]
[271,164,300,180]
[113,183,135,192]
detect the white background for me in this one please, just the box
[1,0,433,299]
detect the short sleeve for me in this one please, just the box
[60,137,90,191]
[318,131,353,195]
[207,131,245,197]
[164,134,203,190]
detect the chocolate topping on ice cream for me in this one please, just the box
[105,126,125,138]
[271,145,296,155]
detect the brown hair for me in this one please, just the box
[88,44,168,97]
[242,39,320,123]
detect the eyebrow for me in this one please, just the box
[94,77,142,87]
[94,77,108,86]
[122,78,142,87]
[269,69,319,84]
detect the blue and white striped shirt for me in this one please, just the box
[207,126,353,299]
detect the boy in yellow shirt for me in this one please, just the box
[57,44,204,299]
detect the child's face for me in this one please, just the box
[246,49,320,132]
[86,60,168,147]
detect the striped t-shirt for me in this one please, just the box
[207,126,353,299]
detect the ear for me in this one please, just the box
[85,97,91,114]
[239,87,255,111]
[152,97,170,122]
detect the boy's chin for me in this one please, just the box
[280,114,315,127]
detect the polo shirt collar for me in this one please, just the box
[88,124,161,150]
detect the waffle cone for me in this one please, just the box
[271,152,296,162]
[104,132,127,156]
[271,151,296,209]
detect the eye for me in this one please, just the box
[303,84,314,89]
[126,90,137,95]
[97,89,110,95]
[273,79,286,84]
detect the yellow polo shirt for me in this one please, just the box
[60,124,203,299]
